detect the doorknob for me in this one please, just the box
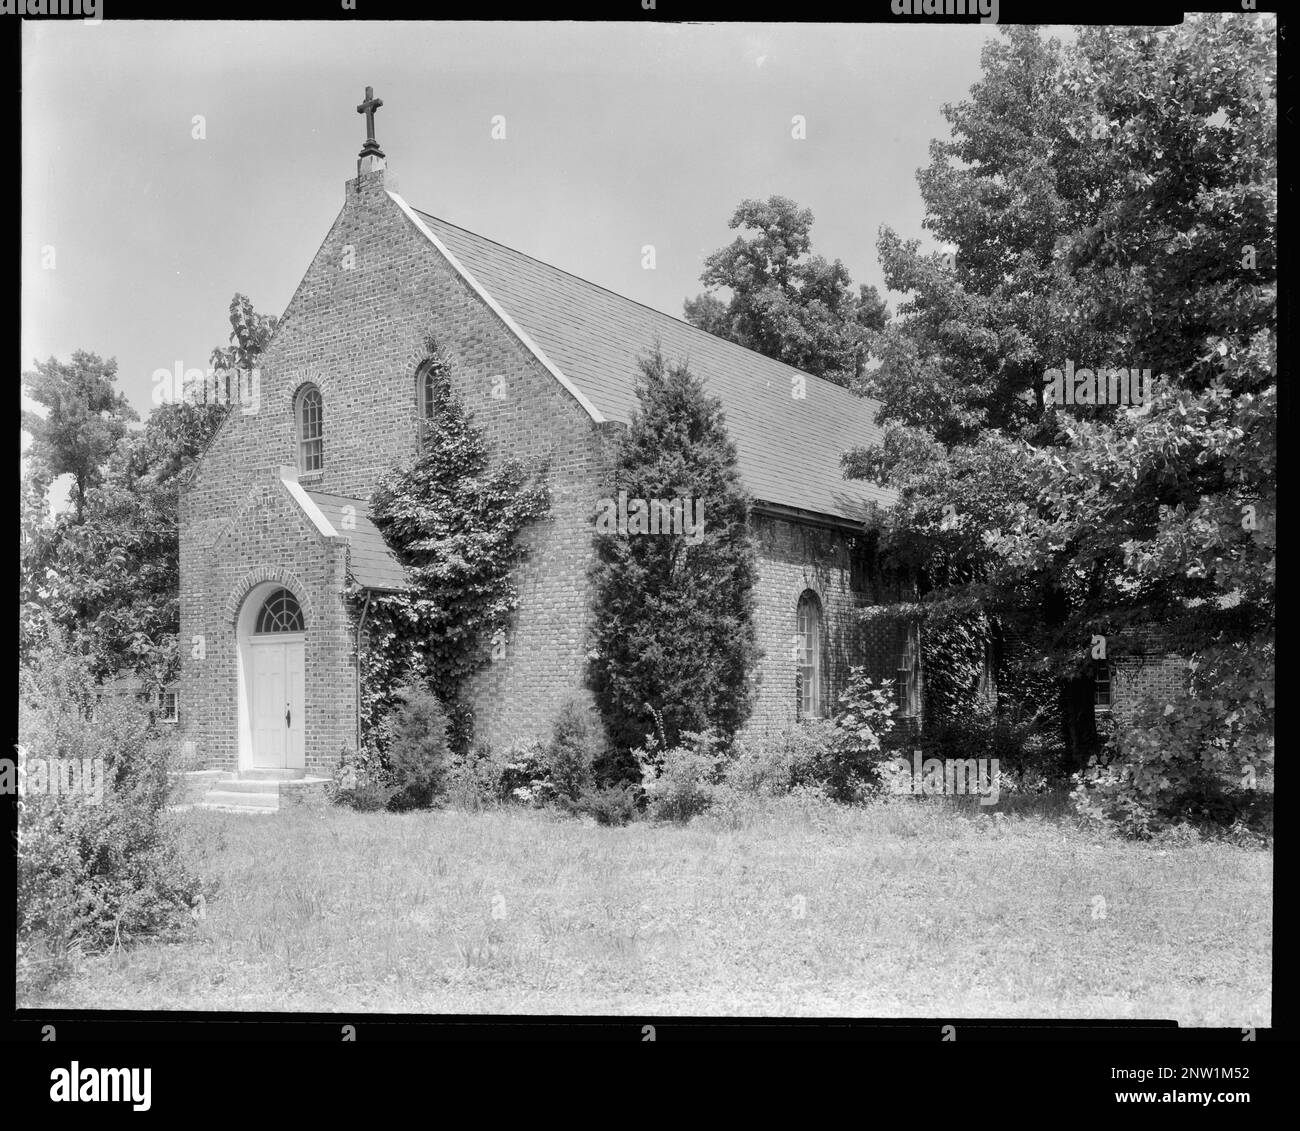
[285,703,291,728]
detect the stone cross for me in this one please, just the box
[357,86,384,154]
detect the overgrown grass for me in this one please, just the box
[21,795,1270,1023]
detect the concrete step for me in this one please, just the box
[194,803,278,816]
[239,769,306,781]
[220,778,285,794]
[200,789,279,810]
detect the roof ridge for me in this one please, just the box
[412,207,878,407]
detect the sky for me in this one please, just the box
[22,20,1065,458]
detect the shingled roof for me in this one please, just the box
[405,204,893,526]
[305,490,408,592]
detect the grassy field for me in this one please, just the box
[21,793,1271,1023]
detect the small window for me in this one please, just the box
[418,364,438,421]
[255,588,305,634]
[416,363,440,446]
[160,689,179,723]
[295,385,323,473]
[1094,662,1111,709]
[896,622,921,719]
[796,590,824,719]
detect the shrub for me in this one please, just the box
[331,743,394,812]
[382,685,451,811]
[473,703,610,813]
[726,721,835,796]
[18,639,204,982]
[443,741,516,811]
[539,698,602,804]
[820,669,898,801]
[637,730,725,822]
[573,783,643,826]
[496,739,550,805]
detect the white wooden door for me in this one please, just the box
[250,634,305,769]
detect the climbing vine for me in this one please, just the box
[353,337,550,752]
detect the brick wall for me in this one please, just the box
[1102,653,1191,729]
[178,481,353,776]
[745,512,910,738]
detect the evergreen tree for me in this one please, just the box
[589,348,759,764]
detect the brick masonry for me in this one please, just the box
[1099,653,1191,734]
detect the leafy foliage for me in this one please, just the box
[20,296,268,685]
[844,20,1276,825]
[208,293,279,376]
[820,670,899,801]
[636,730,726,823]
[17,634,205,983]
[1072,641,1273,837]
[685,196,889,389]
[726,721,836,796]
[22,351,138,521]
[330,744,395,812]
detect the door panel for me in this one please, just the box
[285,640,305,770]
[251,641,286,768]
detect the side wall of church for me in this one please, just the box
[746,513,914,739]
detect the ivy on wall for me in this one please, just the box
[351,337,551,752]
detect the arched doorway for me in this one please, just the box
[237,584,306,771]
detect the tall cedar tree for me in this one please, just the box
[589,348,759,764]
[365,345,550,751]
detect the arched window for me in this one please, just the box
[796,590,824,719]
[417,363,438,422]
[254,588,305,634]
[295,385,323,473]
[415,362,440,447]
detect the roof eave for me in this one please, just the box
[750,498,885,534]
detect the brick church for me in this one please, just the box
[177,91,1166,781]
[176,90,914,778]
